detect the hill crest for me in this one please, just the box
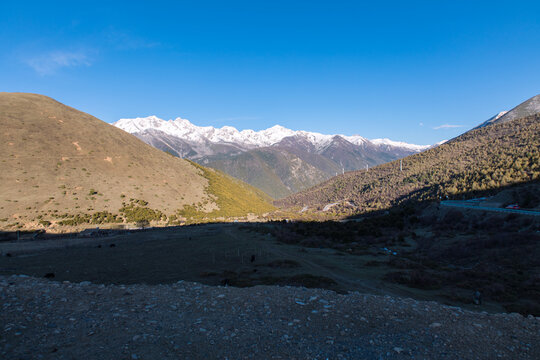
[277,112,540,215]
[0,93,274,230]
[114,115,430,152]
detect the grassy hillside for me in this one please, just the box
[178,161,275,221]
[277,114,540,215]
[0,93,274,230]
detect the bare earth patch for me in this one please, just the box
[0,275,538,359]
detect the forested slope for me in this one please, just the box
[277,114,540,215]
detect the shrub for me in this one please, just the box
[119,200,165,223]
[136,219,150,228]
[38,220,51,227]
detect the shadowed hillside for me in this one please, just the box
[277,113,540,215]
[0,93,274,230]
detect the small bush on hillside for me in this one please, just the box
[38,220,51,227]
[136,219,150,228]
[119,199,165,223]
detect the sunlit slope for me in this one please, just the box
[277,114,540,214]
[0,93,274,229]
[204,148,330,199]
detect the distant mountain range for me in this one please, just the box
[114,117,431,198]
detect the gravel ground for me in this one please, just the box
[1,275,539,359]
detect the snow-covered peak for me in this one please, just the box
[493,111,509,120]
[371,138,431,151]
[115,115,168,133]
[114,115,430,152]
[342,135,368,146]
[433,139,448,146]
[173,118,197,128]
[268,124,287,131]
[473,110,510,130]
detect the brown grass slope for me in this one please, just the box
[0,93,274,230]
[276,113,540,214]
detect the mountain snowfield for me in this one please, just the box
[113,116,430,152]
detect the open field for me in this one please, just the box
[0,224,378,295]
[3,200,539,317]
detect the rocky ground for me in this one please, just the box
[1,275,539,359]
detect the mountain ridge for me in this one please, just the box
[114,116,432,198]
[474,93,540,129]
[276,112,539,215]
[114,116,430,153]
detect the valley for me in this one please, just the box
[2,180,539,316]
[278,112,540,217]
[1,92,539,318]
[4,3,540,358]
[115,116,430,198]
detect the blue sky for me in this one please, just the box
[1,1,539,144]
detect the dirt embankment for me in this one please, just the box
[1,275,539,359]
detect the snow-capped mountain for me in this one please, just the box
[370,138,432,152]
[114,116,428,153]
[473,93,540,130]
[115,116,296,148]
[113,94,539,199]
[113,116,432,198]
[474,111,509,130]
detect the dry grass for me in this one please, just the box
[0,93,273,230]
